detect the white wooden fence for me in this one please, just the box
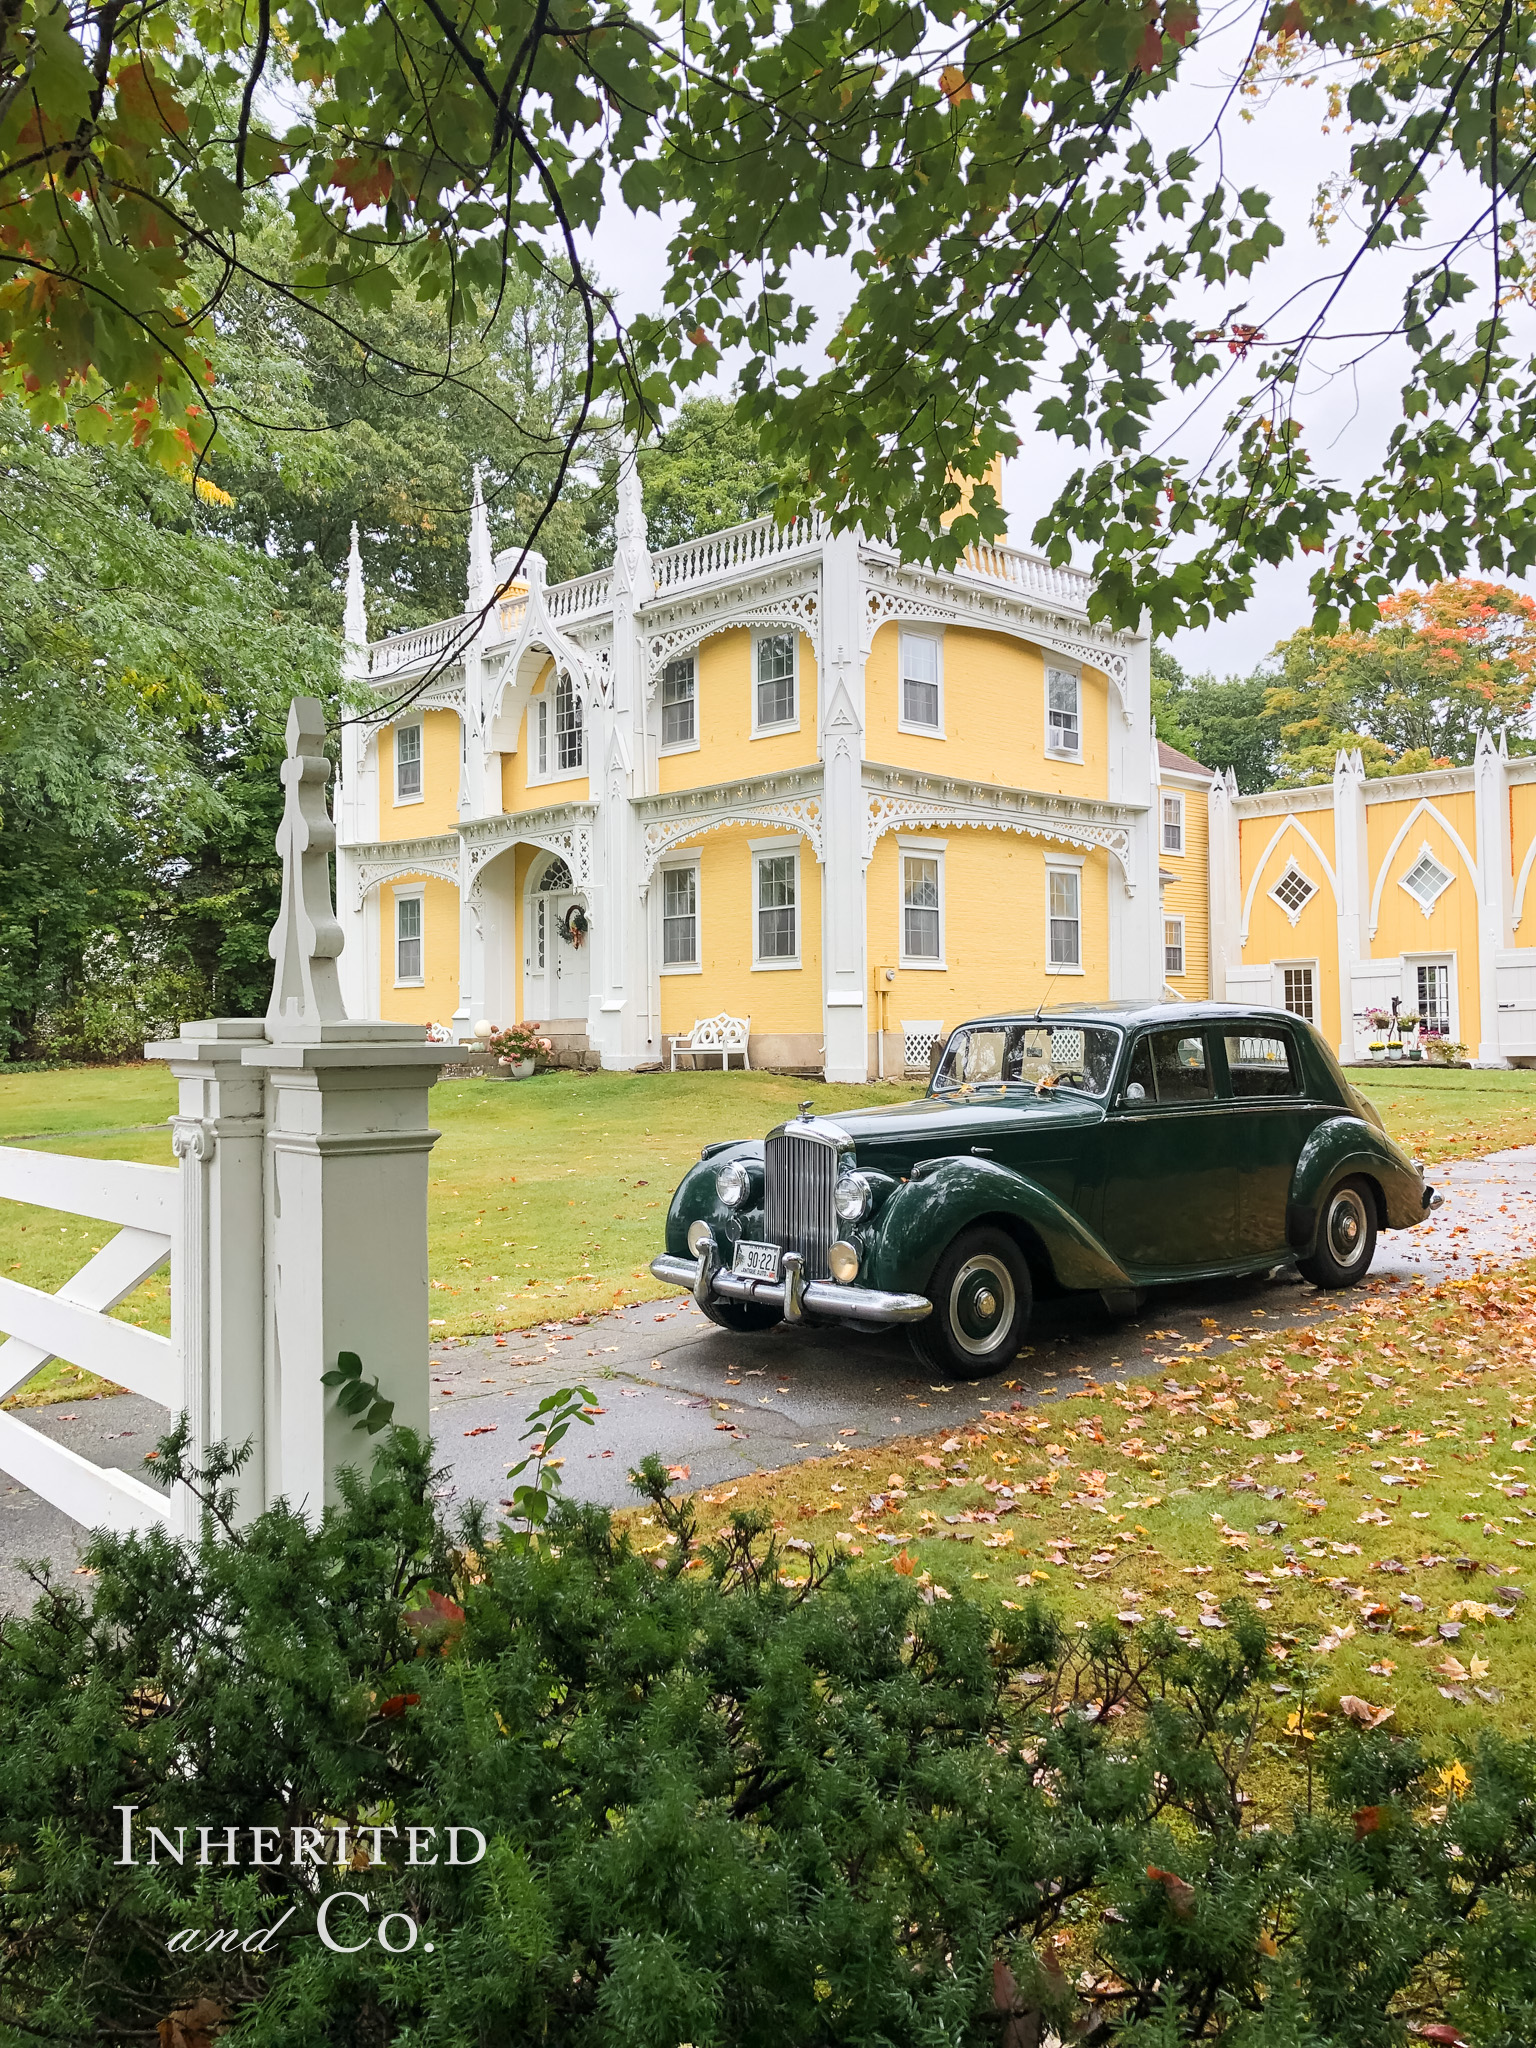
[0,698,462,1539]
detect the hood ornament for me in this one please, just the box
[798,1100,814,1121]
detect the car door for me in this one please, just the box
[1099,1027,1240,1275]
[1219,1025,1331,1258]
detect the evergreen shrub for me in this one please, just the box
[1,1428,1533,2046]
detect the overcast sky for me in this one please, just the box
[585,2,1511,679]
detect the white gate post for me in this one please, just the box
[149,698,461,1524]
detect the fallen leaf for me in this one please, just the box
[1146,1865,1195,1918]
[1339,1695,1396,1730]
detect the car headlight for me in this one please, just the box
[827,1239,860,1283]
[715,1160,752,1207]
[835,1172,871,1222]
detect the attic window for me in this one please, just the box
[1269,862,1316,924]
[1401,847,1453,913]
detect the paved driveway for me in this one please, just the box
[2,1146,1529,1611]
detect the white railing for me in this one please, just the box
[651,513,826,593]
[369,614,474,678]
[959,540,1093,609]
[0,1147,178,1533]
[545,568,612,622]
[499,593,529,637]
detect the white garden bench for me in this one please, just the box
[670,1012,751,1071]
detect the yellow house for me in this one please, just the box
[1211,739,1536,1065]
[336,467,1206,1078]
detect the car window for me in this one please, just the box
[1121,1036,1155,1103]
[1148,1030,1214,1103]
[933,1022,1121,1097]
[1224,1032,1301,1099]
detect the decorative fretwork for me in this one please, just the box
[636,770,825,877]
[641,564,822,695]
[860,554,1134,715]
[861,762,1136,885]
[459,806,599,933]
[348,835,461,909]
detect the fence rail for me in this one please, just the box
[0,1144,177,1532]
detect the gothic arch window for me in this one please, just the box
[538,856,574,893]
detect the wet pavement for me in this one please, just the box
[3,1143,1532,1611]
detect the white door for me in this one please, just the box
[523,858,589,1023]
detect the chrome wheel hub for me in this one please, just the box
[950,1254,1015,1357]
[1327,1187,1368,1265]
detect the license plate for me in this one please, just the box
[732,1240,781,1281]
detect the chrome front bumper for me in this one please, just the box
[649,1246,932,1327]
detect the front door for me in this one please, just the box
[1098,1027,1240,1276]
[523,860,590,1023]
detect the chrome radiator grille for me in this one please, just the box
[764,1129,837,1281]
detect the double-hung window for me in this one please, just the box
[661,657,696,749]
[395,724,423,802]
[1282,964,1316,1023]
[554,672,583,771]
[900,630,942,732]
[754,849,798,963]
[661,864,699,969]
[1164,916,1185,977]
[1162,793,1184,853]
[901,852,943,964]
[1047,865,1081,968]
[1046,666,1081,758]
[754,633,797,731]
[395,892,423,985]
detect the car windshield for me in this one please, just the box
[932,1021,1121,1098]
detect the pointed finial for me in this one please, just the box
[616,444,647,551]
[266,698,346,1039]
[468,463,494,612]
[343,522,368,675]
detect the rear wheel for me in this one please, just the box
[1298,1176,1377,1290]
[909,1226,1032,1377]
[699,1296,782,1333]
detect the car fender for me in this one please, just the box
[862,1157,1132,1296]
[1287,1116,1427,1248]
[664,1140,764,1256]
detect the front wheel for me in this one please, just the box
[909,1226,1032,1377]
[699,1295,783,1333]
[1298,1176,1378,1290]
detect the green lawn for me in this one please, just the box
[6,1057,1536,1406]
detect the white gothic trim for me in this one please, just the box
[641,563,822,695]
[861,762,1135,883]
[636,770,825,878]
[1367,797,1477,939]
[1240,816,1339,945]
[350,835,461,909]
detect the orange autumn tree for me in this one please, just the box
[1266,579,1536,786]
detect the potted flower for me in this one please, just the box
[487,1021,555,1078]
[1368,1040,1386,1060]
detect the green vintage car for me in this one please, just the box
[650,1001,1441,1375]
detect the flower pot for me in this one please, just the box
[498,1056,536,1079]
[1408,1048,1423,1062]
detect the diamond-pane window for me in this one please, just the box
[1401,850,1453,911]
[1270,864,1315,919]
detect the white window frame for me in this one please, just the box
[1402,952,1458,1038]
[659,655,699,756]
[393,886,425,987]
[1276,958,1317,1025]
[750,837,801,969]
[898,838,946,968]
[1044,663,1082,762]
[1164,915,1186,979]
[1268,858,1317,927]
[527,676,586,786]
[1044,856,1085,974]
[659,857,702,975]
[394,722,423,805]
[751,631,799,737]
[1161,791,1185,855]
[898,627,945,737]
[1398,840,1455,916]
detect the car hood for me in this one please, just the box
[805,1090,1104,1164]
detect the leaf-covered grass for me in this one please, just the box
[662,1265,1536,1753]
[1352,1062,1536,1164]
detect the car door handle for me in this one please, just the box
[971,1146,993,1157]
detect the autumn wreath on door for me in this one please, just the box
[557,904,589,949]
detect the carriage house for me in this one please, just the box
[336,462,1208,1079]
